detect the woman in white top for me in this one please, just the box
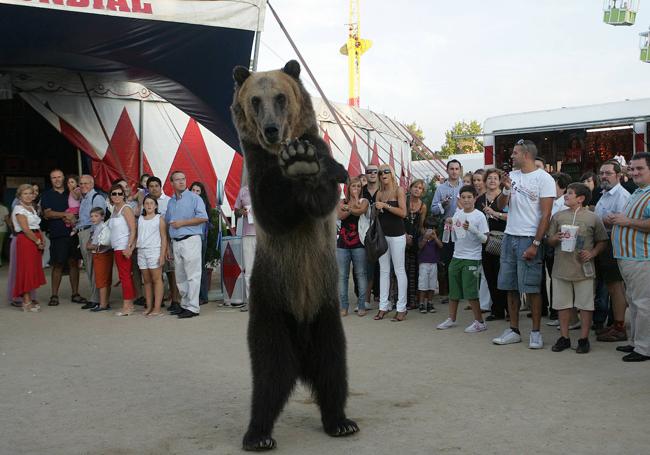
[11,184,46,312]
[108,183,137,316]
[136,195,168,316]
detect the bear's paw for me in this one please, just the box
[243,432,277,451]
[323,418,360,438]
[278,139,320,178]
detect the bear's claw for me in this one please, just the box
[279,139,319,178]
[324,418,360,437]
[243,433,277,451]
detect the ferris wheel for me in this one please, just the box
[602,1,650,62]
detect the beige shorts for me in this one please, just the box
[551,277,595,311]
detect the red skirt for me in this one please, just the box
[13,232,47,298]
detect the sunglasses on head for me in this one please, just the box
[365,169,378,175]
[111,191,124,196]
[380,169,392,175]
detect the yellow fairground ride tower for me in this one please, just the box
[340,0,372,107]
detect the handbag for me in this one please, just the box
[357,204,370,246]
[364,205,388,262]
[485,230,504,256]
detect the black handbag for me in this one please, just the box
[364,205,388,262]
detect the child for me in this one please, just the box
[437,185,489,332]
[418,216,442,313]
[547,183,608,354]
[86,207,112,312]
[137,195,167,316]
[65,175,82,230]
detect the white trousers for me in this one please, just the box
[618,259,650,356]
[173,235,203,314]
[379,234,407,313]
[242,235,257,302]
[78,228,98,304]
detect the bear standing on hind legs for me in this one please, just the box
[230,60,360,451]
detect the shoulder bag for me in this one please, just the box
[364,205,388,262]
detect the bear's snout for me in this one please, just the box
[264,125,280,143]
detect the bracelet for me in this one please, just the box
[502,188,511,196]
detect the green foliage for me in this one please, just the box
[439,120,483,158]
[406,121,435,161]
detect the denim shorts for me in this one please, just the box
[497,234,544,294]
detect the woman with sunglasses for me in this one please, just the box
[108,183,137,316]
[374,165,408,321]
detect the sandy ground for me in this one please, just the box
[1,267,650,455]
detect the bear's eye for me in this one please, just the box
[275,94,286,107]
[251,97,261,110]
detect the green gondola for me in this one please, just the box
[640,30,650,62]
[603,0,639,25]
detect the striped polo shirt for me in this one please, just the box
[612,185,650,261]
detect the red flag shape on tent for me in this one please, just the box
[389,145,395,171]
[370,140,380,165]
[347,136,362,181]
[163,118,218,207]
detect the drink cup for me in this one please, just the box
[560,225,579,252]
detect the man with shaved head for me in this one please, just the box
[77,175,107,309]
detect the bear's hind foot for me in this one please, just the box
[243,431,277,451]
[323,418,360,437]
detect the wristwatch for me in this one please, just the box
[532,239,541,247]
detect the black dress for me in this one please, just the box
[404,198,423,309]
[475,192,508,318]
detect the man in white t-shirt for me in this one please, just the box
[493,139,556,349]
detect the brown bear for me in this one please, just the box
[231,60,359,451]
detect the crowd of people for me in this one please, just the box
[4,142,650,361]
[336,140,650,361]
[5,169,211,319]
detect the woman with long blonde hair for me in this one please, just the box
[374,164,408,321]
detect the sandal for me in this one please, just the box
[391,311,407,322]
[71,294,88,304]
[48,295,60,306]
[340,309,348,317]
[358,310,367,317]
[373,310,387,320]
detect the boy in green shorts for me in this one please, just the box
[547,182,608,353]
[437,185,489,332]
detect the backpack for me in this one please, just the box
[91,191,111,222]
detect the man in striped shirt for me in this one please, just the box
[608,152,650,362]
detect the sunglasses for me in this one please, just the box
[111,191,124,196]
[365,169,378,175]
[380,169,392,175]
[516,139,525,145]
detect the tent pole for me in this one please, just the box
[77,149,82,176]
[139,100,144,176]
[252,30,262,71]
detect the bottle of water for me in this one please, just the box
[575,235,595,277]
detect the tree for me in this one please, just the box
[439,120,483,158]
[406,122,435,161]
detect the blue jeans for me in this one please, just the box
[336,247,367,311]
[498,234,544,294]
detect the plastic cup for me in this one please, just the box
[560,225,579,252]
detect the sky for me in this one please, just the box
[256,0,650,151]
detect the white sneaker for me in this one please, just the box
[492,328,522,345]
[529,331,544,349]
[546,319,560,326]
[464,320,487,333]
[436,317,457,330]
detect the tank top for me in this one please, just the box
[379,200,405,237]
[137,214,162,249]
[109,205,131,250]
[337,213,363,249]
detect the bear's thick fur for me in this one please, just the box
[231,60,359,451]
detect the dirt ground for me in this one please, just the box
[1,268,649,455]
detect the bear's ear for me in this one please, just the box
[233,66,251,86]
[282,60,301,80]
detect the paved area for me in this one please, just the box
[1,268,649,455]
